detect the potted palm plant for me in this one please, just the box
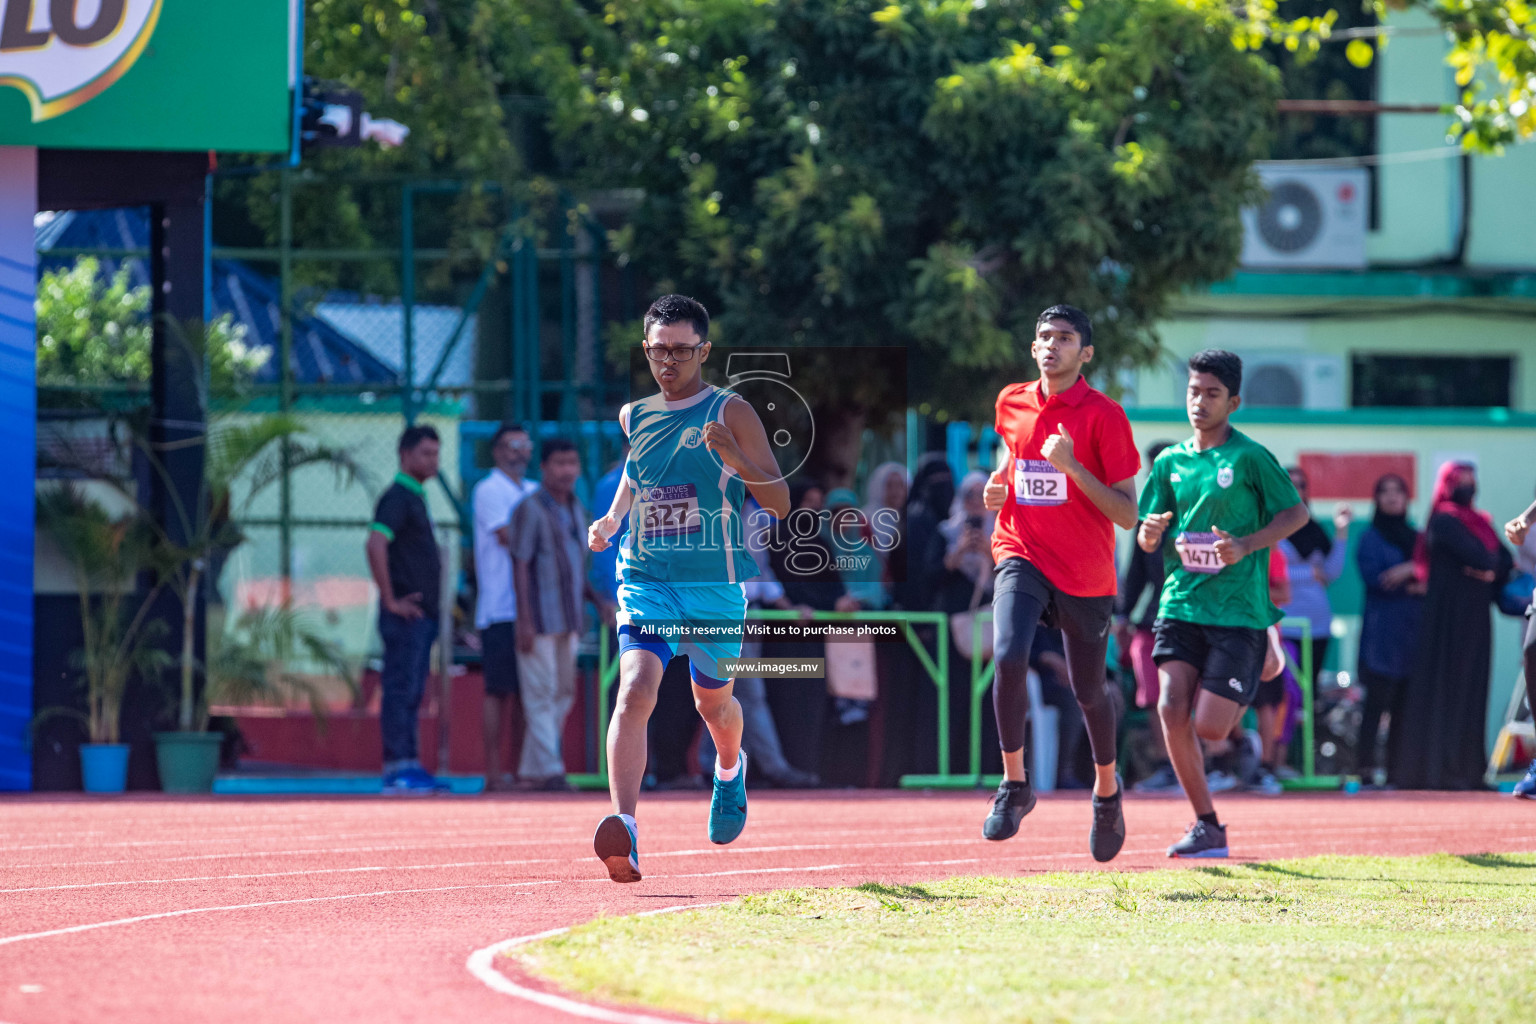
[35,486,170,792]
[46,318,364,792]
[154,601,357,792]
[144,412,363,791]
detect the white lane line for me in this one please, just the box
[0,838,987,894]
[0,860,575,895]
[10,819,1535,894]
[0,880,562,948]
[0,825,973,872]
[468,903,722,1024]
[0,824,561,853]
[0,818,972,854]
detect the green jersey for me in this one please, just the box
[1137,429,1300,630]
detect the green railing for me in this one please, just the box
[955,611,1325,790]
[566,608,1332,793]
[567,609,951,792]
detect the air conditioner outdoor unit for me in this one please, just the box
[1240,352,1346,410]
[1240,166,1368,269]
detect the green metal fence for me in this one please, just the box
[40,171,643,673]
[567,610,953,792]
[957,610,1327,791]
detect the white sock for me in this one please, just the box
[715,755,740,782]
[619,813,637,834]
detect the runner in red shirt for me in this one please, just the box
[981,305,1141,862]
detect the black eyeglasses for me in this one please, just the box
[643,341,705,363]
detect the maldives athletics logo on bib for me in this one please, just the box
[1217,466,1234,489]
[0,0,164,122]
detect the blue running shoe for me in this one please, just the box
[708,751,748,845]
[382,767,449,794]
[594,814,641,883]
[1514,762,1536,799]
[1167,820,1228,858]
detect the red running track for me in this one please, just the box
[1,791,1532,1024]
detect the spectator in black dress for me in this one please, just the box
[766,480,857,777]
[1391,462,1514,790]
[1352,473,1424,785]
[876,454,954,783]
[936,471,996,775]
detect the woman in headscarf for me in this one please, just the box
[1390,462,1514,790]
[936,470,997,615]
[861,461,908,598]
[1352,473,1424,785]
[863,461,910,526]
[1277,466,1352,700]
[891,453,954,612]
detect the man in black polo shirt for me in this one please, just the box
[366,425,448,793]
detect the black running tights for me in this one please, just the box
[991,588,1117,767]
[1524,612,1536,715]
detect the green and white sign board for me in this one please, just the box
[0,1,298,152]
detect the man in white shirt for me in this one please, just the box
[473,424,538,791]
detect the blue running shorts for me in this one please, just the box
[615,578,748,688]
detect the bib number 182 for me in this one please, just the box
[1014,459,1067,506]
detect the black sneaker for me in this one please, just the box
[1089,777,1126,862]
[1167,820,1228,858]
[982,779,1036,841]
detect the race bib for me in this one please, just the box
[638,484,701,536]
[1014,458,1067,506]
[1176,531,1223,575]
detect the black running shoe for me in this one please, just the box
[1089,777,1126,863]
[982,779,1036,841]
[1167,820,1228,858]
[593,814,641,883]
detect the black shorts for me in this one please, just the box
[481,621,521,697]
[993,556,1114,642]
[1151,617,1268,707]
[1254,671,1285,709]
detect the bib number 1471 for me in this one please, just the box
[1176,531,1223,575]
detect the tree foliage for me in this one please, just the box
[232,0,599,291]
[1391,0,1535,151]
[1247,1,1536,152]
[553,0,1280,416]
[36,258,265,390]
[281,0,1532,417]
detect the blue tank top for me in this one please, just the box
[617,385,760,586]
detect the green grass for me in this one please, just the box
[514,854,1536,1024]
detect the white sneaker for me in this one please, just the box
[1251,770,1283,796]
[1205,769,1241,794]
[1133,764,1183,794]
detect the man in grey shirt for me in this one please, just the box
[509,437,611,789]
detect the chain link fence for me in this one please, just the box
[38,171,640,681]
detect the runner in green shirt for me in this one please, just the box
[1137,349,1308,858]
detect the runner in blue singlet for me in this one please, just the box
[587,294,790,883]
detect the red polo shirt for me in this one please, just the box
[991,375,1139,597]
